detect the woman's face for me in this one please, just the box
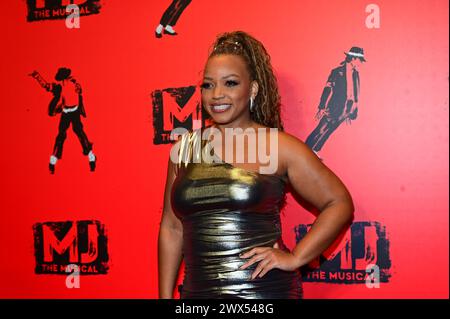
[201,54,257,128]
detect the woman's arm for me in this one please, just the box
[158,156,184,298]
[240,132,354,279]
[283,132,354,267]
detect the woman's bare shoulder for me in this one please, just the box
[278,131,312,155]
[277,130,321,169]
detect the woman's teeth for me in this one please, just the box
[211,104,231,112]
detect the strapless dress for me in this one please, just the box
[170,130,303,299]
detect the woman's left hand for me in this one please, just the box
[239,242,301,280]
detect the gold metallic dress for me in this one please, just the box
[171,130,303,299]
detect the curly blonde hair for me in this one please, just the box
[206,31,284,131]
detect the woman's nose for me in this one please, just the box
[212,84,224,99]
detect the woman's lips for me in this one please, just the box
[210,104,232,113]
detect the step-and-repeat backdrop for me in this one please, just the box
[0,0,448,298]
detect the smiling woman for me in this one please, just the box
[201,54,257,126]
[201,32,283,131]
[158,31,354,299]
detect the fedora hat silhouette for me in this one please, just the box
[344,47,366,62]
[55,67,72,81]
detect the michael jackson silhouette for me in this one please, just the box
[305,47,366,159]
[30,67,97,174]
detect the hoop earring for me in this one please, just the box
[250,97,254,112]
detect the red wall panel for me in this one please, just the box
[0,0,447,298]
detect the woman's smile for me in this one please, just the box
[210,103,232,113]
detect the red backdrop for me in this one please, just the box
[0,0,448,298]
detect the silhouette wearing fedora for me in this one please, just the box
[154,0,192,38]
[305,47,366,159]
[46,67,97,174]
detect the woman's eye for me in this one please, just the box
[200,82,212,89]
[225,80,239,87]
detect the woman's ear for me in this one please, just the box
[251,81,259,99]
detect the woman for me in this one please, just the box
[158,31,354,299]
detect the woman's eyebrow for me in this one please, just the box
[203,74,240,80]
